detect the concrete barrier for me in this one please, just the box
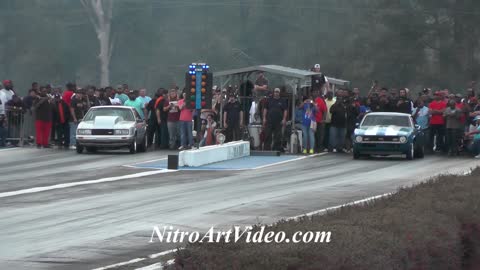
[179,141,250,167]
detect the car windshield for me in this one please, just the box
[361,115,411,128]
[83,107,135,122]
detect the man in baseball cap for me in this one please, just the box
[311,64,330,95]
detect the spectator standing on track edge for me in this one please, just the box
[263,88,287,151]
[223,92,244,143]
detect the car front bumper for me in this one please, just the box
[76,135,134,147]
[353,142,410,155]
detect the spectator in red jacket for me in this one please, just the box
[62,82,75,107]
[428,91,447,153]
[314,90,327,152]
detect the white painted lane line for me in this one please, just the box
[0,147,22,152]
[0,170,176,199]
[127,158,168,167]
[92,258,146,270]
[134,262,163,270]
[253,153,327,170]
[148,248,182,259]
[92,248,182,270]
[286,192,393,221]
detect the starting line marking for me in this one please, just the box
[125,153,326,171]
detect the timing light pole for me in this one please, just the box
[185,63,213,147]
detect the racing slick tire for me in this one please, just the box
[129,138,137,154]
[76,144,84,154]
[406,143,415,160]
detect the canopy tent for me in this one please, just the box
[213,64,350,92]
[213,64,350,153]
[214,64,350,121]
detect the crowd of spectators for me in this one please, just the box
[1,70,479,158]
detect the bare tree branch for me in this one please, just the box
[80,0,100,31]
[108,34,115,62]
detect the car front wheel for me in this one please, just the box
[406,143,414,160]
[76,144,84,154]
[137,135,147,153]
[129,138,137,154]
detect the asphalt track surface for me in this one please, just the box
[0,147,478,270]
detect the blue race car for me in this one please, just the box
[353,112,425,160]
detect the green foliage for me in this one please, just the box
[1,0,480,94]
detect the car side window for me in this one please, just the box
[132,110,141,121]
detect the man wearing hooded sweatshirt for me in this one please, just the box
[52,93,71,148]
[329,91,348,153]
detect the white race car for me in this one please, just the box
[75,106,147,154]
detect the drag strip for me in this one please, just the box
[1,149,478,270]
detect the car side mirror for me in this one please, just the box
[136,119,144,123]
[355,123,360,128]
[414,124,421,130]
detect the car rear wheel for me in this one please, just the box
[76,144,84,154]
[129,138,137,154]
[406,143,414,160]
[137,135,147,153]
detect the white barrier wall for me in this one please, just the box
[179,141,250,167]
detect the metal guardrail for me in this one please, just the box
[3,107,35,147]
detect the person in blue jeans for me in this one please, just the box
[178,95,194,150]
[466,116,480,158]
[328,94,348,153]
[301,98,317,154]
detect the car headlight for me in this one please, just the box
[399,136,407,143]
[77,129,92,135]
[355,136,363,143]
[114,129,130,135]
[216,133,226,144]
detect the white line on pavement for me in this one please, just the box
[148,248,182,259]
[134,262,163,270]
[124,158,168,168]
[285,192,393,221]
[92,258,146,270]
[0,147,21,152]
[0,170,175,199]
[92,248,182,270]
